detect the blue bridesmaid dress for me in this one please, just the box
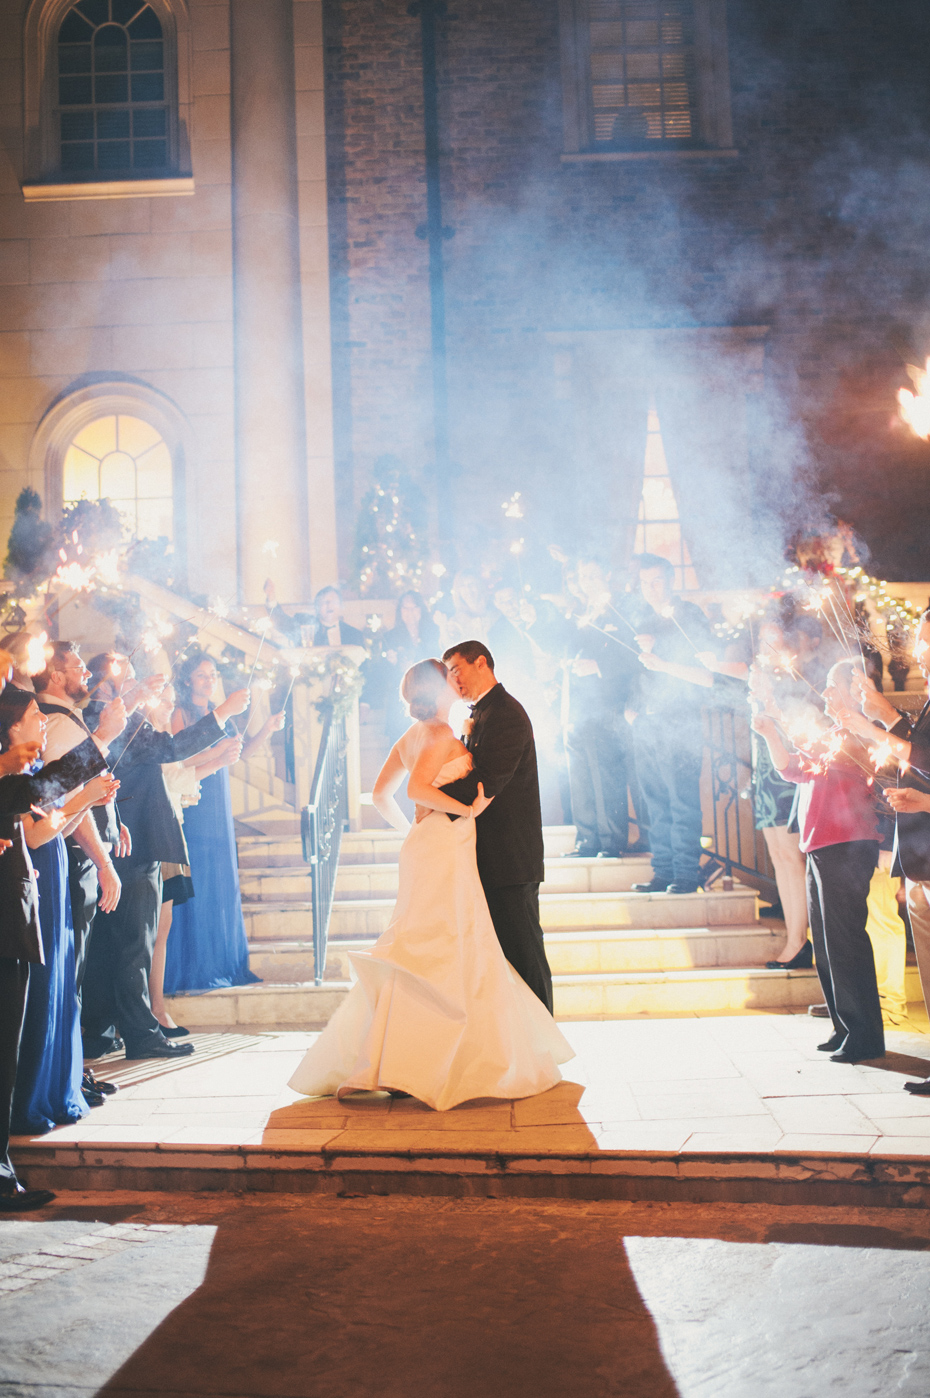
[163,762,259,994]
[12,833,89,1135]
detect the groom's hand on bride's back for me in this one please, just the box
[471,782,493,818]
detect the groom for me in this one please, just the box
[439,641,553,1012]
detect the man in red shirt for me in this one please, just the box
[752,659,884,1063]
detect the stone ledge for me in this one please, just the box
[22,177,196,202]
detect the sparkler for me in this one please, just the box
[577,617,640,655]
[246,617,273,687]
[281,665,301,708]
[898,358,930,439]
[660,605,699,653]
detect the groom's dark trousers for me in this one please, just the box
[441,682,554,1013]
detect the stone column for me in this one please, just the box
[230,0,309,603]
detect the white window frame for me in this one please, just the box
[559,0,735,161]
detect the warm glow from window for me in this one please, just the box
[63,413,173,539]
[633,407,697,591]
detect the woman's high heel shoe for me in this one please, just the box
[765,941,813,971]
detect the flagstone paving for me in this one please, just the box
[12,1012,930,1161]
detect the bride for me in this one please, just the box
[289,658,573,1110]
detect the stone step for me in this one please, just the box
[238,854,656,902]
[334,824,580,865]
[243,885,758,944]
[246,923,787,985]
[167,961,903,1030]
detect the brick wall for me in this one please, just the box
[325,0,930,579]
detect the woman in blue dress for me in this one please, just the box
[164,651,282,995]
[3,692,118,1135]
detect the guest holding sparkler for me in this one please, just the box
[82,652,250,1058]
[33,643,131,1102]
[146,683,200,1037]
[563,561,647,859]
[163,652,279,997]
[8,688,120,1135]
[752,659,884,1063]
[0,650,113,1212]
[627,554,716,894]
[836,612,930,1085]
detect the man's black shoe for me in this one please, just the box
[0,1184,56,1212]
[82,1086,106,1108]
[666,881,702,895]
[817,1031,844,1053]
[830,1047,884,1064]
[83,1036,123,1058]
[83,1070,118,1096]
[903,1078,930,1095]
[564,844,599,858]
[125,1037,194,1060]
[631,878,670,893]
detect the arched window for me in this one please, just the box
[62,413,174,540]
[633,406,698,591]
[57,1,168,175]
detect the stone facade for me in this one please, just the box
[0,0,335,602]
[0,1,928,596]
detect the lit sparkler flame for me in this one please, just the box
[431,563,447,578]
[509,538,525,557]
[502,492,524,519]
[23,632,48,677]
[898,358,930,439]
[871,738,896,771]
[55,561,96,592]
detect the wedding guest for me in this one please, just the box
[743,616,813,970]
[163,652,259,995]
[312,586,366,648]
[81,653,250,1059]
[563,563,646,858]
[0,650,110,1212]
[627,554,716,894]
[34,643,128,1100]
[146,683,200,1037]
[8,690,119,1134]
[752,660,884,1062]
[437,572,496,653]
[378,591,441,739]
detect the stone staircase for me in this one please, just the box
[167,823,829,1030]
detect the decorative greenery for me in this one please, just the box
[59,497,123,559]
[352,456,430,596]
[4,488,56,582]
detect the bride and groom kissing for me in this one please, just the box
[289,640,573,1110]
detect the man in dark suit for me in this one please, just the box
[81,657,250,1061]
[0,664,111,1211]
[438,640,553,1012]
[848,614,930,1091]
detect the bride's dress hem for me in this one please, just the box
[288,758,573,1113]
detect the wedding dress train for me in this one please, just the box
[288,756,573,1111]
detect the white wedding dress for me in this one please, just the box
[288,754,574,1111]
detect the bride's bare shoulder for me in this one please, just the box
[396,719,457,766]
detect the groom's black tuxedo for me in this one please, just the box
[441,683,552,1011]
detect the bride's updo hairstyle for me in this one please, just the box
[401,658,449,721]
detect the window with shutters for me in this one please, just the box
[559,0,733,159]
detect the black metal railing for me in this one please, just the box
[301,708,349,986]
[701,703,778,901]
